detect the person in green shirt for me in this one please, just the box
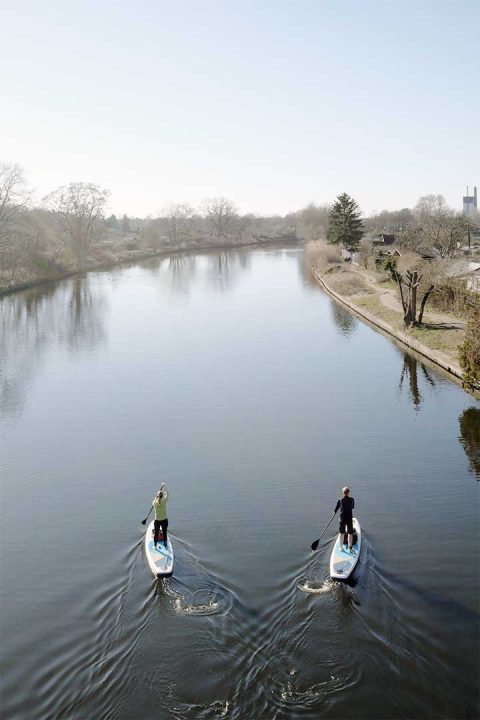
[153,483,169,549]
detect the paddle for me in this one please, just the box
[311,512,336,551]
[141,506,153,525]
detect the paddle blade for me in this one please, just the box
[141,519,147,525]
[311,539,319,551]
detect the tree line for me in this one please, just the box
[1,161,479,389]
[0,161,478,292]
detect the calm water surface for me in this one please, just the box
[1,247,479,720]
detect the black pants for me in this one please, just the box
[339,516,354,535]
[154,519,168,546]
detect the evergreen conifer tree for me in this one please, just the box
[327,193,364,252]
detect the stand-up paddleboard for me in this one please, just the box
[145,520,174,578]
[329,517,361,580]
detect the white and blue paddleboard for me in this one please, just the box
[145,520,174,578]
[329,517,361,580]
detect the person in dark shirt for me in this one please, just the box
[334,486,355,553]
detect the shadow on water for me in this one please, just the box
[398,352,437,410]
[0,275,107,418]
[458,407,480,478]
[329,299,358,338]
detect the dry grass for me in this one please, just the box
[327,272,372,296]
[305,240,342,274]
[312,257,466,366]
[347,291,464,359]
[377,277,397,290]
[353,294,402,325]
[409,325,465,354]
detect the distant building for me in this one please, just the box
[447,260,480,292]
[372,233,396,246]
[417,248,438,260]
[463,186,478,216]
[376,247,401,258]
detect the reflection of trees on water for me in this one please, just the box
[153,254,197,295]
[157,249,251,295]
[206,249,250,292]
[399,353,436,410]
[64,277,107,350]
[0,276,106,418]
[298,251,319,290]
[329,300,358,338]
[168,254,197,292]
[458,408,480,479]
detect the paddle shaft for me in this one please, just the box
[311,512,336,551]
[141,506,153,525]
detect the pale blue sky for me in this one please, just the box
[2,0,478,217]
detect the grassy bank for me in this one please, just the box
[306,242,476,391]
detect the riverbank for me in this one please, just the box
[0,236,298,298]
[312,264,469,387]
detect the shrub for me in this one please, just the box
[431,279,477,319]
[383,256,398,278]
[305,240,341,273]
[459,305,480,391]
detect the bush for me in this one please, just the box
[431,279,477,319]
[459,305,480,391]
[305,241,341,273]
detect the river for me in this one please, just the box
[1,246,479,720]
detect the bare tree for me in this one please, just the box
[393,268,435,326]
[202,197,240,243]
[398,224,425,252]
[392,252,437,326]
[357,238,375,269]
[0,163,29,240]
[364,207,414,235]
[414,194,448,221]
[163,203,194,246]
[413,194,464,258]
[296,203,329,242]
[43,182,109,256]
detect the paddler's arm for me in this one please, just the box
[333,500,340,514]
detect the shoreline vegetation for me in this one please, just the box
[306,241,479,396]
[0,164,304,297]
[1,166,478,391]
[0,235,297,298]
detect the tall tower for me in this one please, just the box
[463,186,478,216]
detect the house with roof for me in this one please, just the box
[372,233,396,247]
[447,260,480,292]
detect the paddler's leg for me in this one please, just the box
[161,519,168,548]
[154,520,160,548]
[347,520,354,551]
[338,519,346,552]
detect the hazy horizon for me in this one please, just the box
[2,0,478,218]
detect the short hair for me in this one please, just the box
[342,486,350,494]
